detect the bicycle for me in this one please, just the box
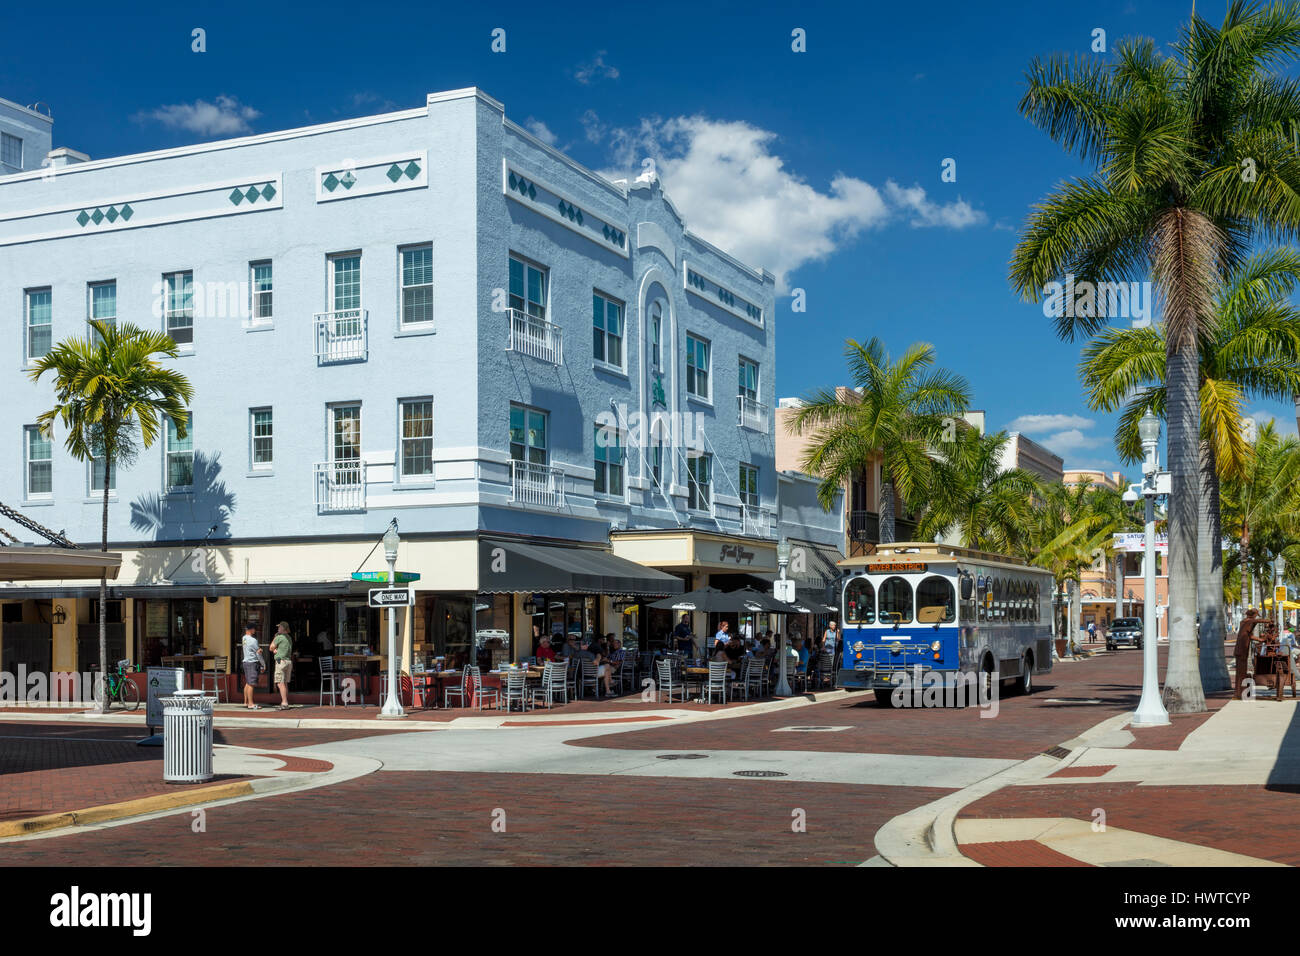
[92,658,141,711]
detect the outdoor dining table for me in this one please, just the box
[160,655,216,686]
[333,654,381,704]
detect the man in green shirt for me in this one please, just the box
[270,622,293,710]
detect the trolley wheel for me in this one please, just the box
[120,679,141,712]
[1016,655,1034,695]
[874,688,896,707]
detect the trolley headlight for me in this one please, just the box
[930,640,941,652]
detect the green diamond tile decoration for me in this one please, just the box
[76,210,90,227]
[404,161,420,179]
[387,164,403,182]
[91,208,105,224]
[576,209,582,225]
[527,183,536,200]
[105,206,119,222]
[120,204,133,220]
[260,184,276,201]
[323,173,339,192]
[508,171,518,190]
[245,186,260,203]
[340,172,354,189]
[230,188,245,204]
[602,224,610,240]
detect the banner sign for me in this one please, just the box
[146,666,185,731]
[1112,533,1168,553]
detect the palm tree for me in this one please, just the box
[1222,421,1300,617]
[1080,249,1300,690]
[915,429,1039,552]
[28,321,193,712]
[786,338,970,543]
[1008,4,1300,712]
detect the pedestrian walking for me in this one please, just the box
[271,621,293,710]
[240,623,263,710]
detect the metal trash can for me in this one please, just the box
[162,689,214,783]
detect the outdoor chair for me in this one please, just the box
[563,658,579,699]
[532,660,568,709]
[618,654,638,693]
[408,656,433,708]
[200,655,229,702]
[379,655,411,706]
[501,668,530,713]
[705,660,729,705]
[741,657,766,700]
[318,656,340,706]
[580,660,600,699]
[655,659,688,704]
[815,649,836,689]
[445,666,499,710]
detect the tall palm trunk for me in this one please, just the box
[1069,578,1081,652]
[1163,340,1207,713]
[1197,440,1229,691]
[879,467,896,544]
[1294,393,1300,438]
[1241,520,1252,612]
[94,456,111,714]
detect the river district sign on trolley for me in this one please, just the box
[835,542,1055,707]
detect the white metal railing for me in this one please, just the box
[315,309,368,363]
[510,459,565,509]
[315,459,367,512]
[506,309,563,365]
[737,394,768,431]
[741,504,773,538]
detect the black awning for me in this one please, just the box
[789,541,845,590]
[0,581,358,601]
[707,571,777,592]
[479,539,684,596]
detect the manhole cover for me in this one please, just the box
[1042,746,1071,759]
[733,769,788,777]
[656,753,709,760]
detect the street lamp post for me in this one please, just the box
[773,539,792,697]
[1276,554,1286,636]
[379,521,405,718]
[1132,411,1169,728]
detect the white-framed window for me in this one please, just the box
[650,435,665,488]
[594,425,624,497]
[650,303,662,370]
[1,132,21,170]
[330,403,361,461]
[508,254,548,319]
[399,399,434,478]
[509,404,547,465]
[90,436,115,494]
[739,357,759,402]
[328,252,362,336]
[165,414,194,492]
[25,288,52,361]
[88,281,117,337]
[24,425,52,498]
[739,463,759,508]
[687,454,711,512]
[163,271,194,345]
[592,291,623,367]
[400,244,433,327]
[249,261,273,323]
[686,333,710,399]
[250,407,273,469]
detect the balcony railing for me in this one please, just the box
[506,309,562,365]
[848,509,917,554]
[741,504,773,538]
[736,394,769,431]
[510,459,565,509]
[315,459,367,513]
[315,309,368,364]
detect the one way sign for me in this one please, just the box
[368,587,414,608]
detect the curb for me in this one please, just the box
[0,780,255,839]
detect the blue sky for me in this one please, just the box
[3,0,1297,475]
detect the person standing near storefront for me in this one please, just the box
[271,622,293,711]
[240,624,262,711]
[672,614,694,656]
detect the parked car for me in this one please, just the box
[1107,617,1143,650]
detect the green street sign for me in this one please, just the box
[351,571,421,584]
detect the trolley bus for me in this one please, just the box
[837,542,1055,706]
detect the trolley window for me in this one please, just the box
[844,578,876,624]
[878,576,913,625]
[916,575,956,624]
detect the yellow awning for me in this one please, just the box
[1261,598,1300,610]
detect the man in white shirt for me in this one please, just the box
[240,624,262,710]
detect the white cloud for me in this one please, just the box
[580,109,606,144]
[1006,413,1095,434]
[524,118,558,146]
[594,116,982,291]
[884,181,986,229]
[134,95,260,136]
[1038,428,1105,456]
[575,51,619,84]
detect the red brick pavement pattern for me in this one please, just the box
[573,650,1165,761]
[960,839,1093,867]
[0,732,251,822]
[252,753,333,774]
[960,783,1300,866]
[1049,764,1117,778]
[0,772,954,866]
